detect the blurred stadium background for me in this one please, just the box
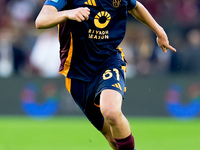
[0,0,200,150]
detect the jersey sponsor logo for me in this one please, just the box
[94,11,111,29]
[88,11,111,39]
[88,29,109,39]
[50,0,59,2]
[113,0,121,8]
[84,0,96,6]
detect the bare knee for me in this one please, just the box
[100,90,123,126]
[101,107,122,126]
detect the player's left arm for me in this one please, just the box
[128,1,176,53]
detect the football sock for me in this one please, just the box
[115,133,135,150]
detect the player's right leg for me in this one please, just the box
[67,78,117,149]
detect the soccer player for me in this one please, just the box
[35,0,176,149]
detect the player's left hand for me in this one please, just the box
[156,28,176,53]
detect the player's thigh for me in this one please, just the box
[97,66,126,116]
[67,78,104,131]
[100,89,123,115]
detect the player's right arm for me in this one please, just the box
[35,1,90,29]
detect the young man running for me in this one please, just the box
[35,0,176,149]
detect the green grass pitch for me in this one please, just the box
[0,116,199,150]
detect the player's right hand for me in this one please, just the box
[65,7,90,22]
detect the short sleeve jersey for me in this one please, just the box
[44,0,137,82]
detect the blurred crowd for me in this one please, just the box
[0,0,200,78]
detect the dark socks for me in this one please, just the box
[115,133,135,150]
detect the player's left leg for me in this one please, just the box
[100,89,135,150]
[100,119,117,150]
